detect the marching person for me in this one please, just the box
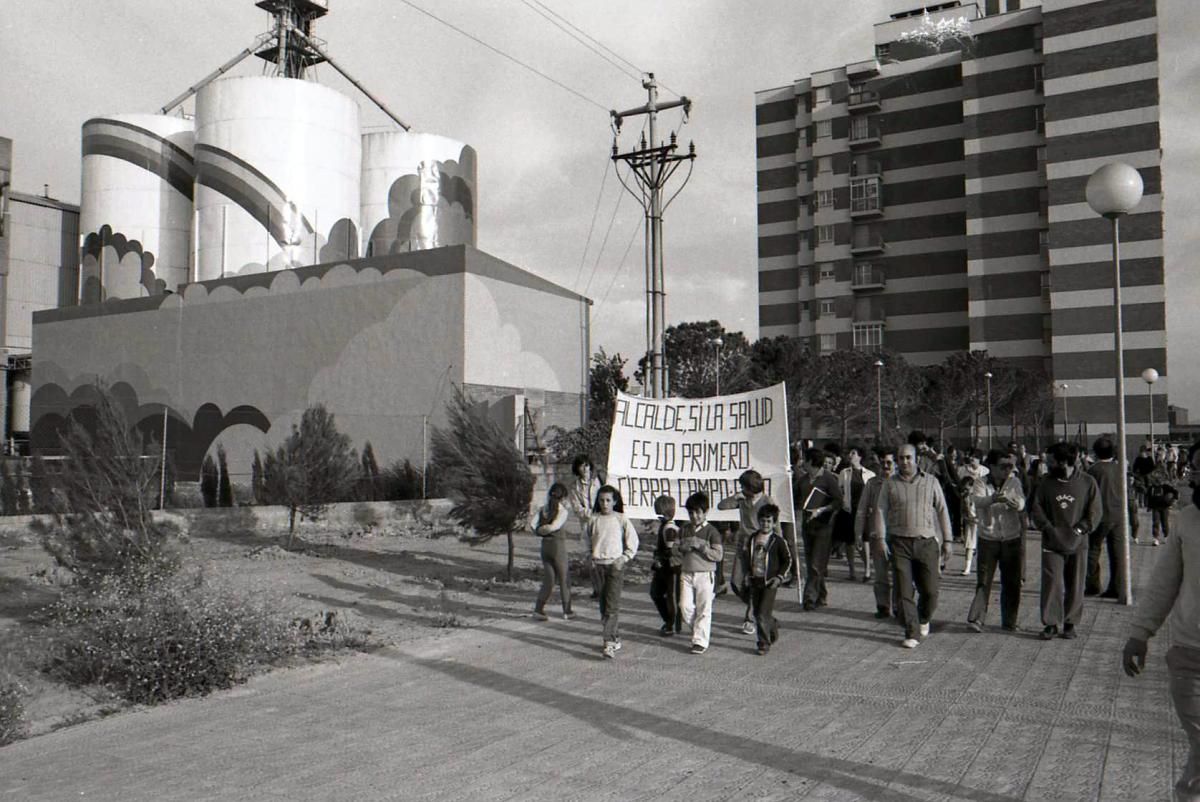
[673,492,723,655]
[740,503,792,656]
[1030,442,1101,641]
[795,448,842,611]
[965,450,1025,632]
[1123,441,1200,802]
[648,495,682,636]
[530,482,575,621]
[718,469,776,635]
[582,485,639,659]
[1086,436,1130,600]
[837,445,875,582]
[1146,466,1180,547]
[567,454,603,599]
[857,447,898,620]
[875,443,953,649]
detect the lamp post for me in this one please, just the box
[1142,367,1159,449]
[711,337,723,396]
[1086,161,1144,607]
[1059,382,1069,441]
[874,358,884,439]
[984,371,993,450]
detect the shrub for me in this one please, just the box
[34,386,177,587]
[0,461,19,516]
[217,445,233,508]
[0,674,27,746]
[43,569,304,705]
[381,458,425,500]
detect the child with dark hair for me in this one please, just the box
[673,492,723,654]
[1146,467,1180,546]
[741,503,792,656]
[718,469,776,634]
[531,482,574,621]
[648,495,682,636]
[583,485,639,659]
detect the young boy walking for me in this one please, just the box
[741,504,793,656]
[649,495,682,636]
[673,492,724,655]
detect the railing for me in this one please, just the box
[850,195,882,215]
[850,233,886,253]
[852,264,885,289]
[849,124,881,144]
[847,89,880,109]
[851,160,882,177]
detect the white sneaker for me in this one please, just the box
[961,565,972,576]
[741,621,756,635]
[612,639,622,651]
[901,638,920,649]
[602,642,617,659]
[919,622,930,638]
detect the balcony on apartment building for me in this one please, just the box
[850,231,886,255]
[850,177,883,218]
[848,118,881,148]
[846,58,881,80]
[851,262,885,291]
[850,159,882,178]
[847,89,881,113]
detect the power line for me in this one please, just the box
[520,0,641,83]
[396,0,609,113]
[582,171,628,297]
[528,1,643,79]
[572,159,611,292]
[593,215,643,320]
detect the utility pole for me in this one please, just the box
[610,74,695,399]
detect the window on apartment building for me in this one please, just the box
[875,43,891,61]
[853,323,884,352]
[1034,106,1045,133]
[1040,271,1051,301]
[819,263,836,281]
[820,299,836,316]
[817,224,835,244]
[814,86,832,108]
[850,177,880,212]
[818,156,833,174]
[1032,64,1044,93]
[820,333,837,352]
[817,189,835,209]
[1036,146,1047,174]
[815,120,833,139]
[850,115,877,142]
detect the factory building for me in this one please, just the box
[28,0,587,479]
[755,0,1168,443]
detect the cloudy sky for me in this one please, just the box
[3,0,1196,406]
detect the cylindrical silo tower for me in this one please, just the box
[194,76,361,281]
[360,131,477,257]
[79,114,195,302]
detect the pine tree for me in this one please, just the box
[251,451,265,505]
[360,442,381,501]
[200,455,218,508]
[431,385,534,580]
[217,445,233,508]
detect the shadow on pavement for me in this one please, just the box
[382,648,1024,802]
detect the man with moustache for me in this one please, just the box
[1030,442,1102,641]
[1124,441,1200,801]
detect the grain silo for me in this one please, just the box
[78,114,195,302]
[193,75,361,280]
[361,131,478,257]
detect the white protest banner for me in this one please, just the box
[605,382,795,523]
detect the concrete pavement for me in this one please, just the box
[0,529,1186,801]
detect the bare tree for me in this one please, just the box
[431,385,534,580]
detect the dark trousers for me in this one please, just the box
[1167,646,1200,800]
[802,520,832,606]
[967,537,1021,627]
[1153,508,1171,539]
[649,566,681,631]
[750,579,779,652]
[891,536,940,639]
[1086,522,1127,596]
[596,562,624,642]
[535,537,572,615]
[1040,543,1087,628]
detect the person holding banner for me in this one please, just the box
[718,469,776,635]
[673,492,724,655]
[568,455,603,599]
[795,449,842,612]
[583,485,640,659]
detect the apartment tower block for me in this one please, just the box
[755,0,1167,442]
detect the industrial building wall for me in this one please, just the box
[4,193,80,351]
[31,245,586,482]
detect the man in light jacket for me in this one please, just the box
[965,449,1026,632]
[1124,441,1200,801]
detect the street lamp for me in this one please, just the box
[1086,161,1144,608]
[874,359,884,438]
[1142,367,1159,448]
[984,371,993,449]
[711,337,723,396]
[1059,382,1069,441]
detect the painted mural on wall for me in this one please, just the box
[366,146,477,256]
[32,247,583,482]
[78,225,165,302]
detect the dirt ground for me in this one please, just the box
[0,508,660,741]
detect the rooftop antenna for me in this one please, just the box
[160,0,411,130]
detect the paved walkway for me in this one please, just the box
[0,525,1187,801]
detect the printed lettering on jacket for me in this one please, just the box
[1055,493,1076,510]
